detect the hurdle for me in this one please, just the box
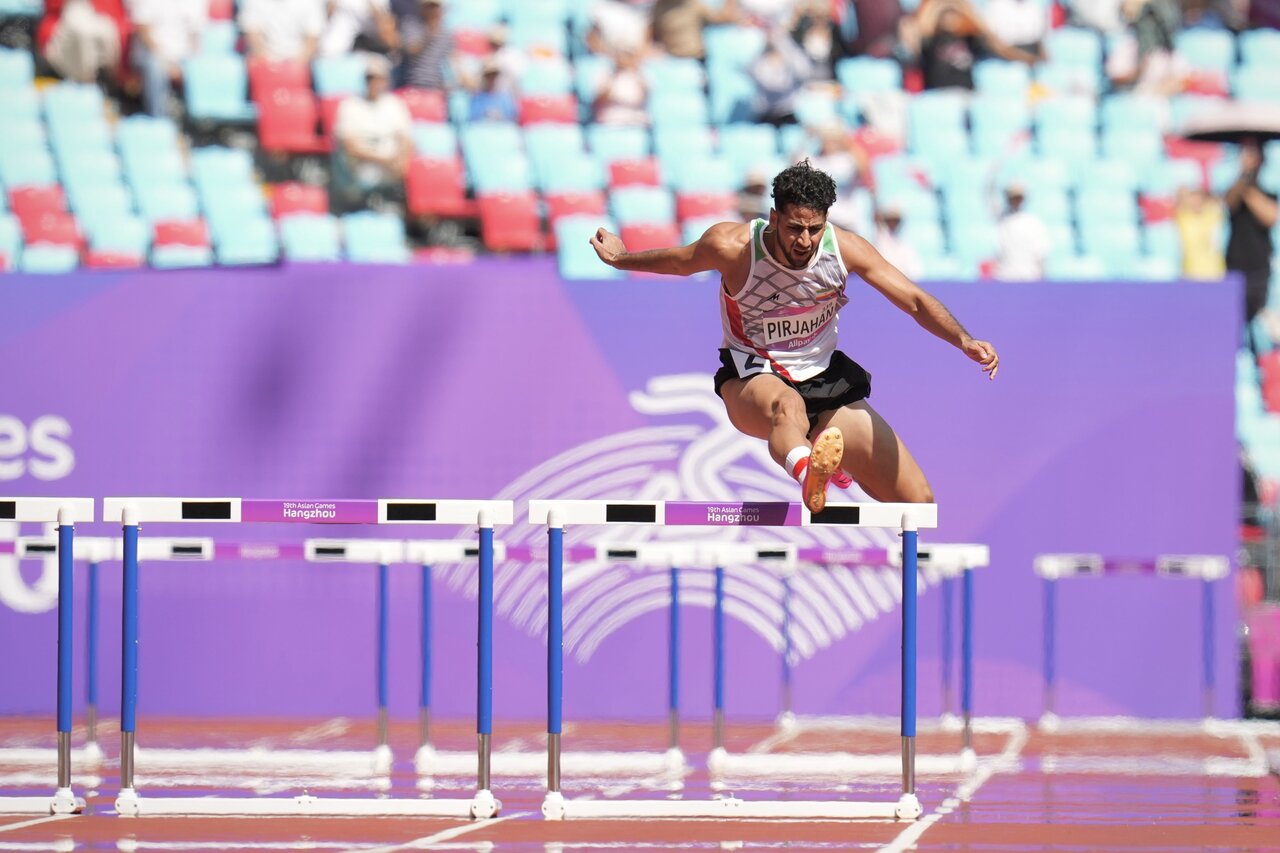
[708,543,989,781]
[0,497,95,816]
[417,540,688,784]
[531,499,937,821]
[102,497,513,818]
[1035,553,1230,731]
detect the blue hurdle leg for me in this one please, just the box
[668,566,680,751]
[781,573,793,720]
[377,561,389,750]
[420,563,432,749]
[478,524,494,793]
[547,521,564,794]
[56,519,74,792]
[713,565,726,751]
[901,527,918,802]
[1043,576,1056,721]
[962,567,974,752]
[86,560,99,747]
[120,515,140,796]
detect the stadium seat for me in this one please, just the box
[84,214,149,256]
[477,192,542,252]
[0,213,21,266]
[1044,27,1103,70]
[1045,253,1108,280]
[42,83,104,126]
[200,20,239,54]
[398,87,448,122]
[216,217,279,265]
[506,17,568,53]
[0,148,57,187]
[270,182,329,219]
[648,90,710,127]
[793,89,840,128]
[537,156,605,194]
[151,244,215,268]
[59,149,123,192]
[946,218,999,264]
[707,67,756,124]
[970,96,1031,157]
[1140,159,1203,197]
[1076,186,1139,226]
[0,89,40,123]
[314,54,367,98]
[1142,221,1181,266]
[717,123,778,178]
[681,215,723,244]
[609,158,662,187]
[191,146,256,191]
[653,126,715,176]
[279,213,342,261]
[123,147,188,187]
[469,152,532,193]
[153,219,211,248]
[342,211,411,263]
[1101,128,1164,171]
[0,47,34,88]
[610,186,676,227]
[520,59,573,95]
[973,60,1031,97]
[670,157,737,194]
[587,123,650,164]
[574,54,613,105]
[9,186,65,222]
[135,182,200,223]
[257,89,329,155]
[643,56,706,95]
[117,115,180,156]
[445,0,500,29]
[525,123,587,186]
[21,211,81,248]
[1023,186,1071,225]
[1233,67,1280,103]
[1099,93,1167,135]
[1240,28,1280,69]
[620,223,681,256]
[1174,29,1236,74]
[248,58,311,101]
[704,25,767,71]
[406,156,473,218]
[835,57,902,95]
[412,121,458,158]
[675,191,736,222]
[1075,157,1138,193]
[19,243,79,274]
[544,190,607,224]
[84,249,144,269]
[460,121,523,162]
[554,214,623,279]
[184,55,256,122]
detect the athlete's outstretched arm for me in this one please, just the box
[591,222,738,277]
[838,229,1000,380]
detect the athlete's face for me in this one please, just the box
[769,205,826,269]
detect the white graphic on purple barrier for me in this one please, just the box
[445,374,916,664]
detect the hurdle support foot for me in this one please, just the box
[80,740,104,765]
[372,743,393,775]
[960,747,978,772]
[115,787,139,817]
[541,790,566,821]
[1038,712,1061,733]
[776,711,797,732]
[895,792,922,820]
[469,788,500,819]
[663,746,685,773]
[706,746,728,775]
[50,787,84,815]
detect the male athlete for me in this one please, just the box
[590,161,999,512]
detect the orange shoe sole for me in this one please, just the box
[803,427,844,513]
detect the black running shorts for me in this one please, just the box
[713,348,872,432]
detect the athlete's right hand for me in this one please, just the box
[590,228,626,266]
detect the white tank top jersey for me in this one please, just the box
[719,218,850,382]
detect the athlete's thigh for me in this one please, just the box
[811,401,933,503]
[720,373,806,439]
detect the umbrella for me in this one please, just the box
[1179,100,1280,144]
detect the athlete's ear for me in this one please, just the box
[767,208,777,229]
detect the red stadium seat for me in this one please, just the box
[620,223,680,254]
[453,30,491,55]
[10,186,66,224]
[22,212,81,248]
[518,94,578,125]
[271,182,329,218]
[153,219,211,247]
[609,158,661,188]
[478,192,542,252]
[406,156,475,218]
[397,87,447,122]
[676,191,737,221]
[258,89,329,155]
[1261,352,1280,413]
[319,96,344,147]
[248,58,311,102]
[84,250,144,269]
[545,190,607,223]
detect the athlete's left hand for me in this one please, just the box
[963,338,999,380]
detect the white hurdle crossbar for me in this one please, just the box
[101,497,513,819]
[0,498,95,816]
[530,499,937,821]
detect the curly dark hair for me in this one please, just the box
[771,160,837,214]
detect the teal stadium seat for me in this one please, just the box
[0,47,34,88]
[707,67,755,124]
[610,186,676,226]
[1140,158,1203,197]
[1044,27,1103,71]
[1023,187,1071,225]
[521,59,573,95]
[717,123,779,183]
[1034,61,1101,96]
[1233,67,1280,103]
[151,244,214,269]
[123,147,188,186]
[643,56,706,95]
[68,183,134,228]
[0,88,40,121]
[202,186,269,239]
[134,182,200,223]
[460,121,522,162]
[1075,157,1138,193]
[555,215,623,280]
[342,211,411,263]
[116,115,180,155]
[444,0,501,30]
[0,148,57,188]
[946,218,999,265]
[85,214,149,256]
[19,243,79,274]
[574,54,613,105]
[653,125,715,177]
[184,55,257,122]
[681,215,725,244]
[1240,29,1280,69]
[1100,128,1164,171]
[506,18,568,54]
[942,186,995,225]
[793,89,840,128]
[538,155,605,194]
[469,152,533,193]
[999,155,1073,192]
[1099,93,1167,134]
[1035,125,1098,170]
[1045,253,1108,280]
[412,122,458,157]
[669,156,737,194]
[704,25,766,72]
[216,218,279,266]
[648,90,710,127]
[525,123,586,185]
[1174,29,1236,74]
[280,213,342,261]
[313,54,367,98]
[200,21,239,55]
[900,218,946,257]
[587,123,650,164]
[835,57,902,95]
[1142,221,1182,266]
[1075,186,1139,226]
[0,213,21,268]
[43,82,103,125]
[973,60,1031,97]
[191,147,256,193]
[970,96,1030,158]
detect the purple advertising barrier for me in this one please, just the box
[240,500,380,524]
[0,261,1240,722]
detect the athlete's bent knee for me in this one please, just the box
[769,395,807,430]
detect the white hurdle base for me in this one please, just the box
[708,747,977,779]
[114,788,500,818]
[0,744,105,767]
[135,746,391,776]
[0,788,86,815]
[540,791,921,820]
[416,746,686,779]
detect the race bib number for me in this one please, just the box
[730,350,772,378]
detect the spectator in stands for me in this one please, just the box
[240,0,325,63]
[650,0,740,60]
[319,0,399,58]
[1173,185,1226,281]
[593,46,649,126]
[994,181,1050,280]
[1068,0,1126,33]
[587,0,651,57]
[737,168,771,222]
[39,0,127,86]
[399,0,453,90]
[788,0,837,79]
[483,25,525,95]
[1226,139,1279,352]
[468,58,516,122]
[849,0,905,58]
[979,0,1050,55]
[805,122,870,195]
[1105,0,1188,95]
[748,26,813,125]
[1182,0,1244,30]
[331,53,412,214]
[128,0,207,117]
[907,0,1040,91]
[873,203,923,280]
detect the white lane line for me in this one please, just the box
[878,723,1028,853]
[358,812,528,853]
[0,816,75,835]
